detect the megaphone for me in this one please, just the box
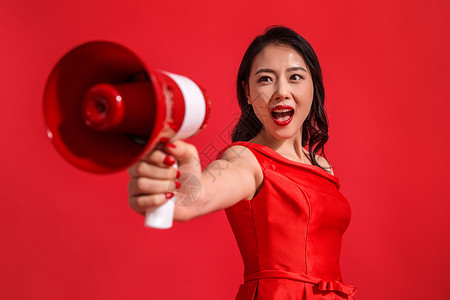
[43,41,211,229]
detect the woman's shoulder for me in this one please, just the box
[219,143,258,164]
[216,141,255,160]
[312,153,334,175]
[217,143,264,189]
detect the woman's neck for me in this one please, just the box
[249,129,312,165]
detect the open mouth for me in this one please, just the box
[271,106,294,126]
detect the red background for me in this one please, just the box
[1,1,449,299]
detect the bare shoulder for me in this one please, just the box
[219,145,261,173]
[220,145,255,162]
[302,148,334,175]
[218,145,263,187]
[315,154,334,175]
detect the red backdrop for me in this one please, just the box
[1,1,449,299]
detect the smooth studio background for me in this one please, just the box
[1,1,449,299]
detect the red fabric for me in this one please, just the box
[224,142,356,299]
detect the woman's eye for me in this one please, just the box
[258,76,272,83]
[290,74,304,81]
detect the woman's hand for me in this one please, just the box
[127,140,202,221]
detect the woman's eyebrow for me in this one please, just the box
[287,66,307,72]
[255,66,307,75]
[254,68,275,75]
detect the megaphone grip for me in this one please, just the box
[144,199,175,229]
[144,162,178,229]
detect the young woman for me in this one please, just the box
[128,26,356,299]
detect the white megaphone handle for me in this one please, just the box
[144,162,178,229]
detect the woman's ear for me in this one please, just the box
[242,81,250,104]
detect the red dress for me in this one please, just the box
[223,142,357,299]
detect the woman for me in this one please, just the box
[128,26,356,299]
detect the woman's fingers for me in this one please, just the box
[163,140,199,165]
[129,193,172,214]
[128,160,178,179]
[129,149,176,172]
[127,141,201,218]
[128,177,178,196]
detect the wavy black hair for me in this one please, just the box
[231,26,330,172]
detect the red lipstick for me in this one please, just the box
[271,105,294,126]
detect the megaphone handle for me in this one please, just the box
[144,162,178,229]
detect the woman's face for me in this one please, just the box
[246,44,314,141]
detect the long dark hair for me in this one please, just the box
[231,26,330,172]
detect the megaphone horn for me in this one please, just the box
[43,41,211,228]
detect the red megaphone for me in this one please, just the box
[43,41,210,229]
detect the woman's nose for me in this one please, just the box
[274,80,291,100]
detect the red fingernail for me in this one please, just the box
[159,137,170,143]
[176,170,181,179]
[166,143,176,149]
[165,192,174,199]
[175,180,181,189]
[163,156,176,166]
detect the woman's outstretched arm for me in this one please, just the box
[128,140,262,222]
